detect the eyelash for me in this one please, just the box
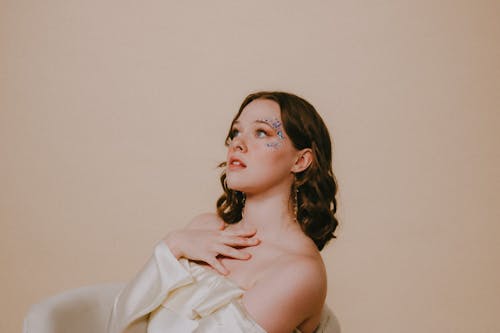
[229,128,269,139]
[256,129,268,137]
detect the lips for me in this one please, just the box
[228,156,247,169]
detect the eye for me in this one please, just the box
[229,128,240,139]
[256,129,268,138]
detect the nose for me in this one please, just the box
[230,134,247,153]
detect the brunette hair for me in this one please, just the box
[216,91,339,250]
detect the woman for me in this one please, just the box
[108,91,339,333]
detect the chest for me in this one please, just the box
[219,244,281,290]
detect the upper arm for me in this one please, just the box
[241,258,326,333]
[186,212,225,230]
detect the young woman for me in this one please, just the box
[108,91,339,333]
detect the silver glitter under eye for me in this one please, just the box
[266,142,281,148]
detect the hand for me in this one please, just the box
[163,224,260,275]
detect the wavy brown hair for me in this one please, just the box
[216,91,339,250]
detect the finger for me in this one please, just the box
[216,245,252,260]
[223,227,257,238]
[207,257,228,275]
[222,235,260,247]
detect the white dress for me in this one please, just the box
[107,242,333,333]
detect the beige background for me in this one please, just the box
[1,1,499,332]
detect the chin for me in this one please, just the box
[226,177,250,193]
[226,181,245,192]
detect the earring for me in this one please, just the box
[292,181,299,223]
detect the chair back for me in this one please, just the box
[23,283,124,333]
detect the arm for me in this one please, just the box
[241,257,327,333]
[108,213,260,333]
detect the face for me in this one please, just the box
[225,99,300,195]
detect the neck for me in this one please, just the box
[240,186,297,242]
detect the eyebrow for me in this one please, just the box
[232,119,275,129]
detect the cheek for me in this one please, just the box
[252,137,285,151]
[258,145,291,169]
[265,141,282,149]
[253,141,283,156]
[265,135,285,150]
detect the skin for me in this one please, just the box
[164,99,326,333]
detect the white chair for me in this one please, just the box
[23,283,124,333]
[24,284,341,333]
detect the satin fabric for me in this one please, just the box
[107,242,302,333]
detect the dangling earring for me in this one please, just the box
[292,181,299,223]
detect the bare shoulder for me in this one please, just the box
[242,251,327,333]
[186,212,225,230]
[271,252,327,300]
[264,251,326,302]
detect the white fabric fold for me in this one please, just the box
[107,241,313,333]
[107,241,193,333]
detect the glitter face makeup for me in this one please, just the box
[266,142,281,148]
[259,117,285,149]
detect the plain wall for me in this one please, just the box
[1,1,499,332]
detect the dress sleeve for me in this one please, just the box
[107,241,193,333]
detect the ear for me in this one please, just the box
[291,148,313,173]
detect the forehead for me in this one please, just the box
[235,99,281,124]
